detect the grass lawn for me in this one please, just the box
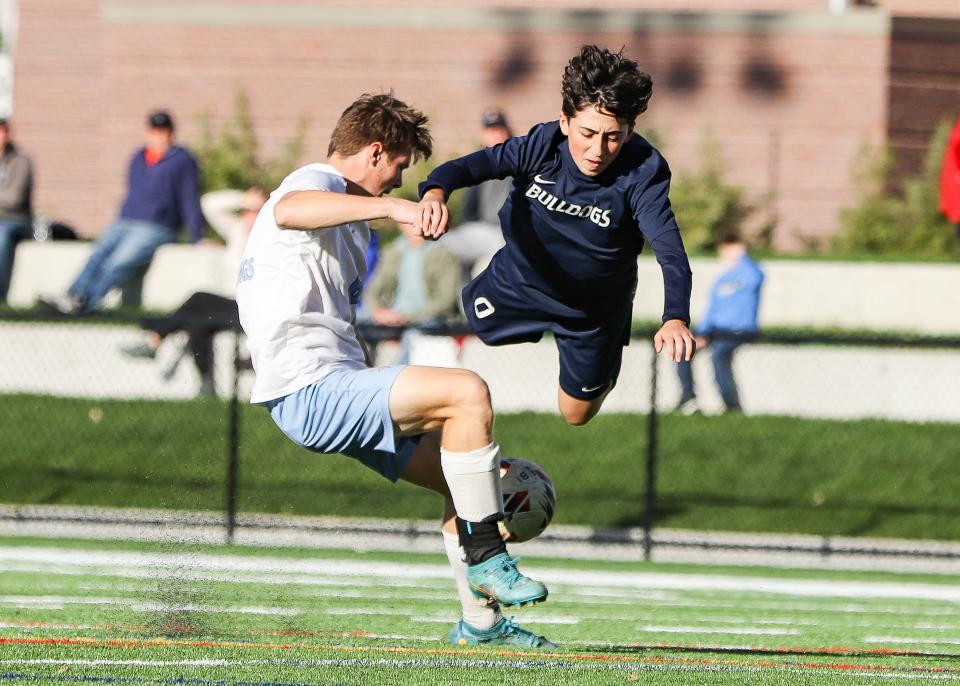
[2,394,959,541]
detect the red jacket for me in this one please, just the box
[941,117,960,223]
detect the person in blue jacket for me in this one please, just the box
[415,45,695,425]
[41,110,204,315]
[676,232,764,415]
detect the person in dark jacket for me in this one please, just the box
[41,110,203,315]
[0,119,33,303]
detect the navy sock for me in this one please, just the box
[456,515,507,565]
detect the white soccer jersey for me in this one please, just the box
[236,163,370,403]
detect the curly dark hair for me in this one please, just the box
[561,45,653,126]
[328,92,432,162]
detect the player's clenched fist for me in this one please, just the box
[387,197,420,228]
[416,188,449,240]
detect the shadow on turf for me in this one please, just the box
[610,490,960,536]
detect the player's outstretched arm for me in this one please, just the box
[416,188,450,239]
[654,318,696,362]
[274,191,417,230]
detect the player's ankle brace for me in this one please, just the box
[456,514,507,566]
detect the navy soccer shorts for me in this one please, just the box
[462,263,632,401]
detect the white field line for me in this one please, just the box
[319,606,579,625]
[6,576,952,630]
[637,615,960,632]
[0,621,443,642]
[129,602,297,616]
[4,659,239,667]
[0,656,757,674]
[0,595,297,616]
[412,615,580,626]
[0,655,960,684]
[3,658,960,681]
[6,545,960,605]
[1,560,680,606]
[9,563,960,633]
[12,562,960,625]
[637,624,801,636]
[630,597,960,617]
[0,595,126,607]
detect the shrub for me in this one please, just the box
[669,132,755,252]
[193,91,309,193]
[835,120,957,258]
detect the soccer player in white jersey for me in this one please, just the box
[236,93,554,648]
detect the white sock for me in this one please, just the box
[442,529,499,630]
[440,442,502,522]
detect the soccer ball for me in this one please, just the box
[497,457,557,543]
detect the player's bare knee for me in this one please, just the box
[560,404,596,426]
[452,371,493,426]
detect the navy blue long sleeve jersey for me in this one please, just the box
[420,121,692,324]
[120,146,205,243]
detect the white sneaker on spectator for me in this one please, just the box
[38,294,83,315]
[676,398,701,416]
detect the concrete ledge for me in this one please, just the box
[8,241,960,334]
[635,257,960,335]
[8,241,232,310]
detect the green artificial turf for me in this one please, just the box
[1,536,959,686]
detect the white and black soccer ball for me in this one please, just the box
[497,457,557,543]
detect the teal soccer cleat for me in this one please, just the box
[448,616,557,649]
[467,553,547,608]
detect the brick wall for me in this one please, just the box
[887,17,960,182]
[12,1,898,249]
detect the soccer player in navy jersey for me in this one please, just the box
[416,45,696,425]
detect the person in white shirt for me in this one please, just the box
[236,93,554,649]
[120,186,267,396]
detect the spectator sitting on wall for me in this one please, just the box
[0,119,33,304]
[363,226,465,330]
[40,110,204,315]
[120,186,267,396]
[675,231,764,415]
[940,114,960,241]
[441,108,512,274]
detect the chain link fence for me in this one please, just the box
[1,311,958,556]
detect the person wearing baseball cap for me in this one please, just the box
[41,109,204,315]
[439,108,513,272]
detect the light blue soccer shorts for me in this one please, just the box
[264,364,420,482]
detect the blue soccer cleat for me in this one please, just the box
[467,553,547,608]
[448,616,557,649]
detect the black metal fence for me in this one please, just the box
[1,309,959,558]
